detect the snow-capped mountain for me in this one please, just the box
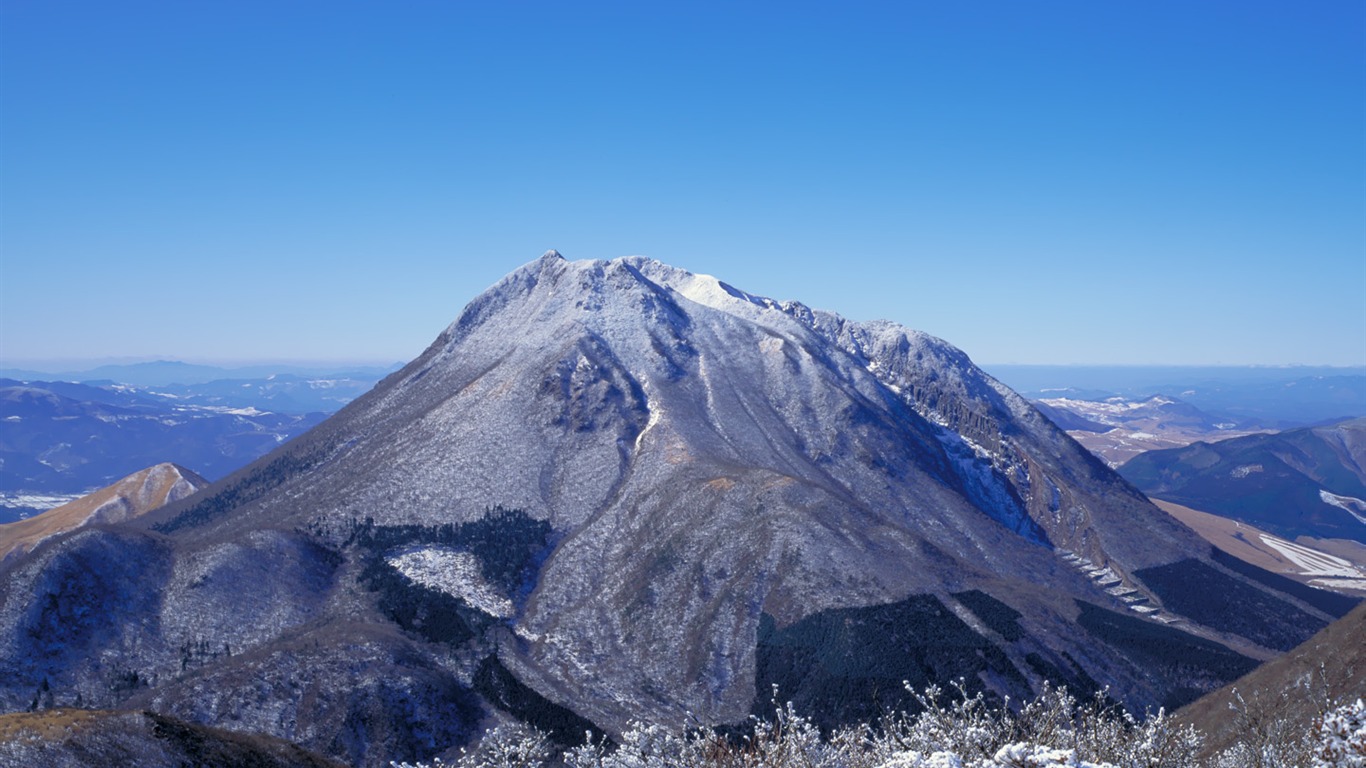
[0,253,1351,766]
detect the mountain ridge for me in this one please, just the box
[1120,417,1366,545]
[0,463,207,564]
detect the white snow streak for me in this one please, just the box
[386,546,515,618]
[1258,534,1365,579]
[1321,490,1366,526]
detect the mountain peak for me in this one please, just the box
[0,252,1340,766]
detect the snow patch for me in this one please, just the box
[0,491,86,511]
[1258,534,1365,579]
[386,546,515,618]
[1310,578,1366,592]
[1321,490,1366,525]
[223,406,269,416]
[634,387,661,453]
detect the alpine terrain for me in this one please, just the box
[0,253,1353,766]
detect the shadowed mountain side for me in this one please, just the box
[1120,417,1366,544]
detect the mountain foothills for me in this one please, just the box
[1177,601,1366,761]
[0,464,207,565]
[0,253,1356,766]
[0,707,345,768]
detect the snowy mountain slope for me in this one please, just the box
[0,253,1344,766]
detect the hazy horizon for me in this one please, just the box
[4,356,1364,377]
[3,3,1362,367]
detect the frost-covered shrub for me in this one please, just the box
[390,722,554,768]
[1314,698,1366,768]
[458,723,555,768]
[391,681,1334,768]
[863,681,1198,768]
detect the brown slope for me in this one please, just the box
[1156,499,1366,596]
[0,463,207,564]
[1176,601,1366,758]
[0,708,345,768]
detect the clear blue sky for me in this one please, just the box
[2,1,1362,367]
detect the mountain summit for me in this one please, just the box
[0,254,1349,766]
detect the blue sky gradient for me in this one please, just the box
[2,1,1362,366]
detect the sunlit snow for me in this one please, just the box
[1258,534,1366,579]
[386,546,515,618]
[1320,490,1366,525]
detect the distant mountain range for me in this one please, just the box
[0,370,393,522]
[1120,418,1366,546]
[0,253,1349,766]
[991,364,1365,428]
[1032,394,1268,467]
[1031,396,1366,598]
[0,360,400,387]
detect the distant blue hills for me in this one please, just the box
[0,359,402,387]
[0,362,398,523]
[987,364,1366,428]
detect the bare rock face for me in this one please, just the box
[0,253,1352,766]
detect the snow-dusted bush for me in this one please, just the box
[1313,698,1366,768]
[855,681,1198,768]
[390,681,1346,768]
[392,722,553,768]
